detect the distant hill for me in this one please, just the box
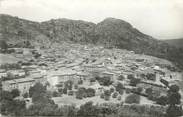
[0,14,183,69]
[164,38,183,48]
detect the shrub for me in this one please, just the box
[68,90,74,96]
[146,73,156,81]
[127,74,134,79]
[129,78,141,86]
[58,88,63,94]
[110,87,115,93]
[125,94,140,104]
[52,91,59,97]
[115,82,124,94]
[156,96,168,105]
[96,76,113,86]
[63,88,67,94]
[76,87,86,99]
[104,90,111,101]
[145,88,153,96]
[118,75,125,81]
[112,92,118,98]
[86,88,95,97]
[125,88,131,94]
[100,93,105,99]
[74,84,78,89]
[117,96,122,101]
[11,89,20,98]
[23,92,28,98]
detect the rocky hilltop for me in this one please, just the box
[0,14,183,69]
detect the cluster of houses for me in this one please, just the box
[0,43,180,100]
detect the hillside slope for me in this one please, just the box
[164,38,183,48]
[0,14,183,69]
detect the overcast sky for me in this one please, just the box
[0,0,183,40]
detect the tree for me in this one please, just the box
[52,91,59,97]
[127,74,134,79]
[64,80,73,90]
[125,94,140,104]
[86,88,95,97]
[96,76,113,86]
[118,75,125,81]
[76,87,87,99]
[110,87,115,93]
[112,92,118,98]
[0,40,8,50]
[115,82,124,94]
[104,90,111,101]
[156,96,168,105]
[129,78,140,86]
[29,82,46,97]
[166,85,182,117]
[23,92,28,98]
[63,87,68,94]
[145,88,153,96]
[77,101,99,117]
[11,89,20,98]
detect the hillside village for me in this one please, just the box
[0,41,182,108]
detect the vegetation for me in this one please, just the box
[96,76,113,86]
[76,87,95,99]
[129,78,141,86]
[125,94,140,104]
[156,96,168,106]
[166,85,182,117]
[0,40,8,51]
[115,82,124,94]
[11,89,20,98]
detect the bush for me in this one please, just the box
[52,91,59,97]
[156,96,168,105]
[118,75,125,81]
[112,92,118,98]
[115,82,124,94]
[11,89,20,98]
[145,88,153,96]
[58,88,63,94]
[125,88,131,94]
[76,87,86,99]
[23,92,28,98]
[104,90,111,101]
[74,84,78,89]
[125,94,140,104]
[63,88,68,94]
[110,87,115,93]
[86,88,95,97]
[100,93,105,99]
[117,95,122,101]
[129,78,141,86]
[96,76,113,86]
[146,73,156,81]
[68,90,74,96]
[127,74,134,79]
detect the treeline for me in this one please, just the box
[1,81,182,117]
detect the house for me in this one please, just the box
[47,69,78,87]
[2,73,46,94]
[2,77,35,94]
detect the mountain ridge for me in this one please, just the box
[0,14,183,69]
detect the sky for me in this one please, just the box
[0,0,183,40]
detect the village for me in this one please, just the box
[0,42,182,107]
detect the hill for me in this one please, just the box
[164,38,183,48]
[0,14,183,69]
